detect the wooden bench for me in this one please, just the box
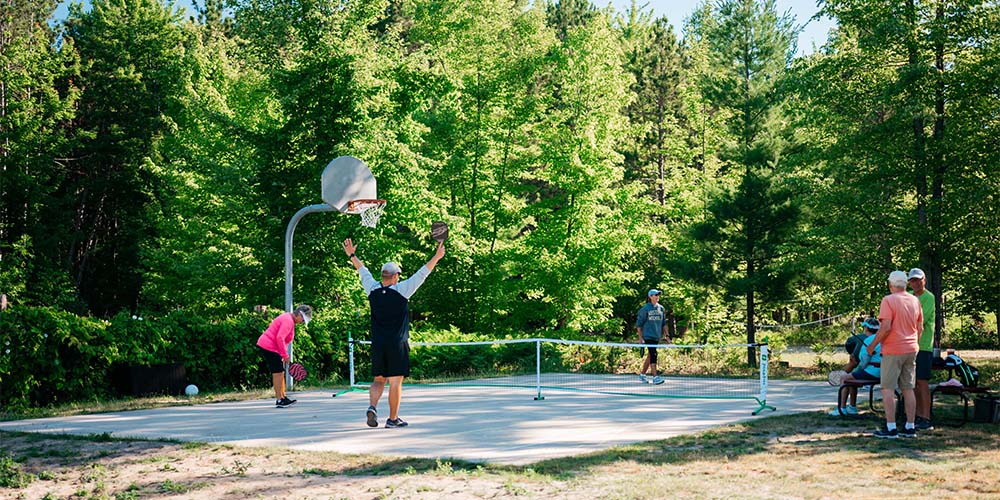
[931,385,995,427]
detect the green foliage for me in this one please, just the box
[3,0,1000,412]
[944,318,999,350]
[797,0,1000,339]
[682,0,803,364]
[37,0,195,315]
[0,306,350,409]
[0,454,35,488]
[0,0,81,310]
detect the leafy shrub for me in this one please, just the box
[0,307,352,410]
[0,455,34,488]
[944,321,999,350]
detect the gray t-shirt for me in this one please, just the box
[358,265,431,299]
[636,302,666,341]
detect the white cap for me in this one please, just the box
[908,268,925,280]
[293,304,312,325]
[888,270,908,288]
[381,262,402,275]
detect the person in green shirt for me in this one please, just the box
[908,268,936,430]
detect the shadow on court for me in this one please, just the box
[0,379,835,465]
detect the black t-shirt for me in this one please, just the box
[369,286,410,344]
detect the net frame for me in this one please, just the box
[343,336,775,414]
[346,199,386,228]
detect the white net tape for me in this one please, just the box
[359,203,385,228]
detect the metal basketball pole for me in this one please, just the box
[284,203,335,390]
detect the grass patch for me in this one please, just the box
[2,416,998,498]
[0,388,278,421]
[0,454,35,488]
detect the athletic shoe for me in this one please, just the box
[275,397,296,408]
[639,374,648,383]
[366,405,378,427]
[844,405,859,415]
[915,416,934,430]
[385,418,408,428]
[652,376,664,385]
[899,427,917,438]
[873,427,898,439]
[828,408,846,417]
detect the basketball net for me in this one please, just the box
[360,203,384,228]
[347,199,386,228]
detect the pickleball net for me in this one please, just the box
[346,337,775,414]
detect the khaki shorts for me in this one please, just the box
[880,352,917,391]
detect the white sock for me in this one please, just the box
[905,422,915,430]
[886,422,897,431]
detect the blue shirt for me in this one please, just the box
[857,333,882,378]
[636,302,666,341]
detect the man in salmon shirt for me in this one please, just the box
[257,304,313,408]
[868,271,923,438]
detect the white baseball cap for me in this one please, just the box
[381,262,402,275]
[908,268,925,280]
[888,270,908,288]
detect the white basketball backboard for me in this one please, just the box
[321,156,378,213]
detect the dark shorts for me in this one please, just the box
[258,345,284,374]
[916,350,933,381]
[372,341,410,378]
[643,338,660,364]
[851,370,879,382]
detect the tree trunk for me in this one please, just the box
[746,291,757,368]
[928,1,947,349]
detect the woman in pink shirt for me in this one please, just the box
[257,304,312,408]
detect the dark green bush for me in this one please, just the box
[944,321,999,350]
[0,307,349,410]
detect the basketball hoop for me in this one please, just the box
[346,199,386,228]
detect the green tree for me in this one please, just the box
[407,0,557,333]
[615,4,709,338]
[140,4,274,313]
[520,12,635,332]
[686,0,800,365]
[0,0,79,307]
[545,0,597,41]
[50,0,191,315]
[803,0,1000,345]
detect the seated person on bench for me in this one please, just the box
[829,318,882,416]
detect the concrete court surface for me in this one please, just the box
[0,379,838,465]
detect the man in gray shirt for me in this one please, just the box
[343,238,445,428]
[636,289,670,385]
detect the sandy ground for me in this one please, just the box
[2,434,573,499]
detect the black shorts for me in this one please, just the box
[916,350,933,381]
[258,346,284,374]
[372,341,410,378]
[643,338,660,364]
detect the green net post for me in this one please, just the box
[334,330,357,398]
[752,338,776,415]
[534,339,545,401]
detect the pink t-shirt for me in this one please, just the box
[256,312,295,359]
[878,291,923,355]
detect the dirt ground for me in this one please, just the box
[2,432,569,499]
[5,414,1000,500]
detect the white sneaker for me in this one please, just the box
[652,376,664,385]
[639,374,648,383]
[844,405,859,415]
